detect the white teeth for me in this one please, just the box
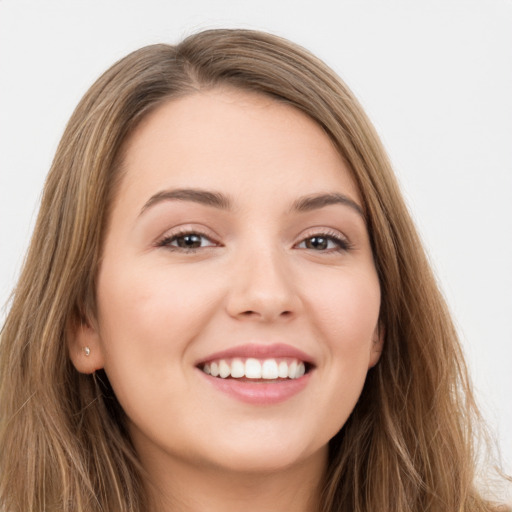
[245,358,262,379]
[231,358,245,378]
[261,359,278,379]
[219,360,230,378]
[288,360,297,379]
[201,357,308,380]
[278,361,288,378]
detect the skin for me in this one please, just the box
[70,88,383,512]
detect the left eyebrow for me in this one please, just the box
[139,188,232,216]
[291,193,365,219]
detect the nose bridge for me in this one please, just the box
[226,238,299,321]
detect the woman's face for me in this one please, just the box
[74,88,382,475]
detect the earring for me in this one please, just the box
[83,346,91,356]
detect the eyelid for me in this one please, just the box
[153,225,352,253]
[155,225,222,251]
[294,228,353,252]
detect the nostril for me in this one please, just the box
[240,309,292,319]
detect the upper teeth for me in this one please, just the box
[202,358,306,380]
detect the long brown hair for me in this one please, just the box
[0,28,507,512]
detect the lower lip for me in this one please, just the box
[198,370,312,405]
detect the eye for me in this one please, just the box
[157,231,218,251]
[296,233,351,252]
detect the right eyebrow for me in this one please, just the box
[291,192,365,219]
[139,188,232,216]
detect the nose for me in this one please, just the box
[225,246,301,322]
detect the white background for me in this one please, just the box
[1,0,511,477]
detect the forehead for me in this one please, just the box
[116,87,361,212]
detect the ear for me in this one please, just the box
[66,316,105,374]
[368,323,385,368]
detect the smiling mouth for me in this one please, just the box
[199,357,311,380]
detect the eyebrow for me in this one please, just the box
[140,188,232,215]
[139,188,364,218]
[292,193,365,218]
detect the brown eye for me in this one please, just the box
[297,233,351,252]
[174,234,204,249]
[158,232,217,251]
[304,236,329,250]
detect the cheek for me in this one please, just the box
[302,267,380,425]
[96,258,218,349]
[307,266,381,351]
[93,259,220,410]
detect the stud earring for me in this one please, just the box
[83,346,91,356]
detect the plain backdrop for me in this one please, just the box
[1,0,511,477]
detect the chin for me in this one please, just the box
[194,433,327,475]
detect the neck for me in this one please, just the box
[142,448,327,512]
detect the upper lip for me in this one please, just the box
[196,343,316,366]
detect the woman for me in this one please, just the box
[0,28,508,512]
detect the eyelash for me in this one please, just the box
[295,231,353,253]
[156,230,219,252]
[156,230,353,253]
